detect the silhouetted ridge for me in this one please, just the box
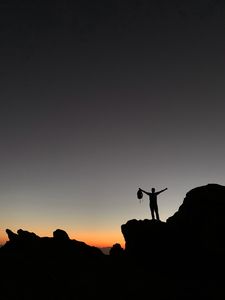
[6,228,40,242]
[1,184,225,299]
[121,184,225,269]
[2,228,104,259]
[167,183,225,252]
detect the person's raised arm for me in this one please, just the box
[139,188,150,195]
[156,188,168,195]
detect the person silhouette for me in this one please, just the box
[138,187,168,220]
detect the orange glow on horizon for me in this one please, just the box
[0,227,125,249]
[66,229,125,248]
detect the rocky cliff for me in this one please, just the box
[121,184,225,264]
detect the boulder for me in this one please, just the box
[121,219,171,257]
[53,229,70,241]
[167,183,225,253]
[109,243,124,257]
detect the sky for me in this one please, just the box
[0,0,225,247]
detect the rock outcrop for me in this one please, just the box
[167,183,225,253]
[109,243,124,258]
[1,183,225,299]
[2,228,104,260]
[121,219,170,257]
[121,184,225,262]
[53,229,70,241]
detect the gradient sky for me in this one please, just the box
[0,0,225,247]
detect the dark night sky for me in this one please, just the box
[0,0,225,246]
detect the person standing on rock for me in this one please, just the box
[138,187,168,220]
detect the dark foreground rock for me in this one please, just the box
[1,184,225,299]
[121,219,170,256]
[121,184,225,277]
[167,183,225,253]
[2,228,103,260]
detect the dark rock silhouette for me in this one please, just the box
[17,229,40,240]
[6,228,40,243]
[53,229,70,241]
[6,229,19,241]
[109,243,124,257]
[167,183,225,253]
[121,183,225,278]
[1,183,225,299]
[121,219,170,258]
[2,228,104,260]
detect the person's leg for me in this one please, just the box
[155,205,160,220]
[150,205,155,219]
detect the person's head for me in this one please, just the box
[151,188,155,193]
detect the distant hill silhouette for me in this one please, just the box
[109,243,124,258]
[2,228,103,260]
